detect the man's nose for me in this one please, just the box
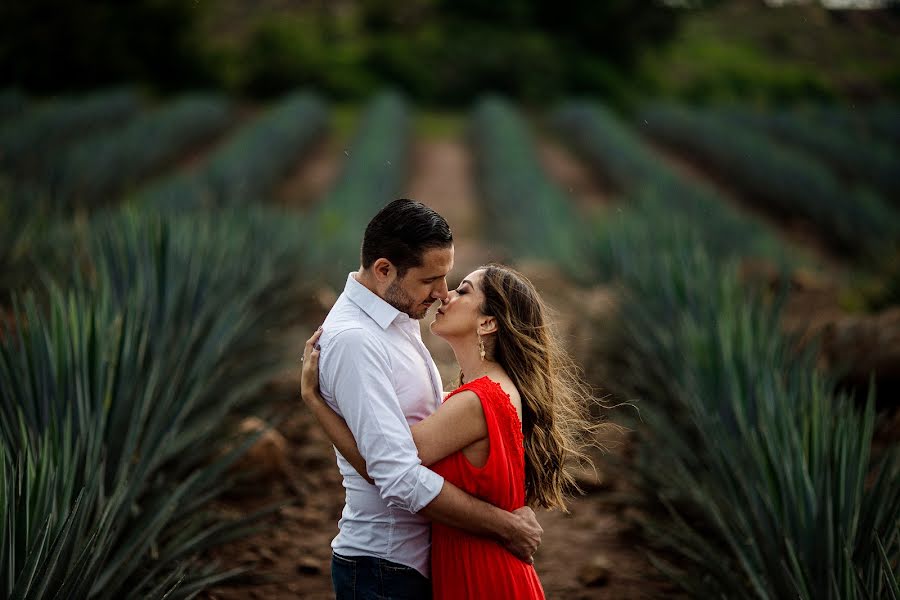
[433,280,449,301]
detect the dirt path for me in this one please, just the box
[405,138,499,383]
[408,138,673,598]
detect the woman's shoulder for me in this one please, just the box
[449,377,520,414]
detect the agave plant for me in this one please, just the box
[51,95,234,211]
[552,101,801,268]
[598,219,900,599]
[0,89,141,180]
[0,205,308,598]
[639,104,900,257]
[307,90,411,287]
[469,96,592,282]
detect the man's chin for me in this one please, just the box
[408,304,433,320]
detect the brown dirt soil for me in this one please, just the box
[200,137,679,598]
[741,260,900,413]
[537,140,615,215]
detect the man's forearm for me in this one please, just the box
[418,480,513,540]
[417,480,541,562]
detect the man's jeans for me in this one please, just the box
[332,552,432,600]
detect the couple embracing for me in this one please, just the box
[299,199,596,599]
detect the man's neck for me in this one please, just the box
[354,269,381,297]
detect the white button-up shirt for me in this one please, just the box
[318,273,445,577]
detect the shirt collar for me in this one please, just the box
[344,272,404,330]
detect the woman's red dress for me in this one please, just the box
[430,376,546,599]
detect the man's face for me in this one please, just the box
[384,246,454,320]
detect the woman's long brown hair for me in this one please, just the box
[468,264,599,510]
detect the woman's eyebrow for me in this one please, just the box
[459,279,472,288]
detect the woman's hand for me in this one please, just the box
[300,327,323,404]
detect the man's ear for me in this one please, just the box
[371,258,395,282]
[477,316,498,336]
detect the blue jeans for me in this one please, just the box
[331,552,432,600]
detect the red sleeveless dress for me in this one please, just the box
[430,377,546,599]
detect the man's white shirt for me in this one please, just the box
[317,272,445,577]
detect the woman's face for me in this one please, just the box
[430,269,487,340]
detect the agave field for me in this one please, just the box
[1,87,899,599]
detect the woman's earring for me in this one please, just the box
[478,333,486,361]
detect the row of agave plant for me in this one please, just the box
[550,102,900,598]
[0,88,336,597]
[638,104,900,258]
[0,88,429,598]
[714,107,900,206]
[138,91,327,210]
[0,89,142,181]
[306,90,412,287]
[0,88,27,122]
[551,101,796,269]
[468,96,592,283]
[1,206,308,598]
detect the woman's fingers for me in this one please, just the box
[300,327,323,399]
[304,327,323,347]
[302,327,324,362]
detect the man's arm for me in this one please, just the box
[321,329,542,561]
[420,484,543,562]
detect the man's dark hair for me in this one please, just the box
[361,199,453,278]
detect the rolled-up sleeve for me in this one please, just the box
[322,328,444,513]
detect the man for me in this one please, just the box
[315,199,542,599]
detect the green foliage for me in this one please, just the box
[717,107,900,208]
[240,17,376,100]
[0,0,216,92]
[801,104,900,149]
[137,92,327,209]
[0,206,306,598]
[203,93,326,206]
[0,182,56,299]
[307,91,411,286]
[441,0,680,65]
[597,225,900,599]
[640,104,900,257]
[235,1,679,105]
[643,38,836,105]
[557,98,900,598]
[552,101,795,266]
[469,96,591,281]
[0,89,25,122]
[48,95,235,212]
[0,89,141,179]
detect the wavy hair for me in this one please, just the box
[468,264,600,510]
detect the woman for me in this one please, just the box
[301,264,597,599]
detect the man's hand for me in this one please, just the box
[502,506,543,563]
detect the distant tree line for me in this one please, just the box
[0,0,702,104]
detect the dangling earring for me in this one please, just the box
[478,333,486,362]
